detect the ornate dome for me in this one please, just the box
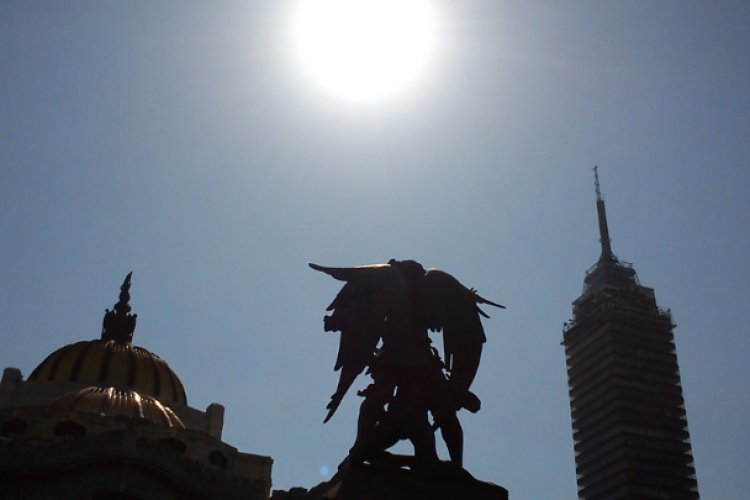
[51,386,184,428]
[28,273,187,405]
[29,339,187,405]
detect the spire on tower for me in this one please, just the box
[593,166,615,262]
[593,165,602,199]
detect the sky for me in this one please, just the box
[1,1,749,498]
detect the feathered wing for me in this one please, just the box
[309,263,404,422]
[418,269,504,411]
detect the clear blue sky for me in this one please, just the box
[1,2,748,498]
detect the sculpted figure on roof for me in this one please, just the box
[310,259,503,474]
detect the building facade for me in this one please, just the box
[562,170,699,499]
[0,274,272,499]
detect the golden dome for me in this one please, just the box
[51,386,185,428]
[29,339,187,405]
[30,274,187,406]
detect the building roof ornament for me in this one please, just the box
[101,272,137,343]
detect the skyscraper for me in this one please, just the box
[562,168,699,499]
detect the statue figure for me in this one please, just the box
[310,259,503,474]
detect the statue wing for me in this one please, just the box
[418,269,504,410]
[309,262,404,422]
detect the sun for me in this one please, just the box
[291,0,438,103]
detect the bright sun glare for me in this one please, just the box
[291,0,438,103]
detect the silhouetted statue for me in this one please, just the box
[310,259,503,474]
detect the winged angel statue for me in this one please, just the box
[310,259,503,473]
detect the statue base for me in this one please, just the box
[272,457,508,500]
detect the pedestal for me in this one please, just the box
[272,460,508,500]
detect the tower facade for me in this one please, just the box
[562,169,698,499]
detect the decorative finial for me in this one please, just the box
[101,272,137,343]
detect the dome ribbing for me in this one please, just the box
[51,386,185,428]
[29,339,187,405]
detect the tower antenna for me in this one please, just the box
[593,166,615,262]
[593,165,602,199]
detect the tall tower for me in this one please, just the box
[562,168,699,499]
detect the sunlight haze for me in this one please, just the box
[1,2,748,498]
[290,0,438,103]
